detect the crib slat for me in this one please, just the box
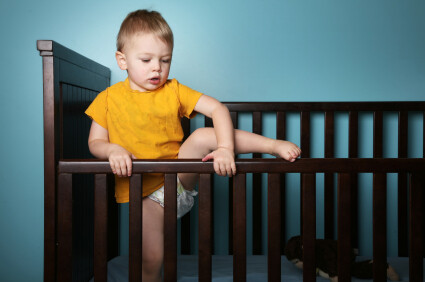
[398,111,408,256]
[373,114,384,277]
[300,112,311,236]
[164,174,177,282]
[373,173,387,281]
[129,174,143,282]
[324,111,335,157]
[228,111,238,255]
[252,111,263,254]
[324,111,335,240]
[337,173,352,280]
[423,111,425,259]
[106,174,119,261]
[233,173,246,282]
[181,118,192,255]
[57,173,73,282]
[302,173,316,282]
[349,111,359,250]
[276,111,286,141]
[373,111,385,280]
[409,173,424,282]
[204,116,216,255]
[301,111,311,158]
[106,175,119,262]
[199,174,212,282]
[94,174,108,282]
[276,111,287,255]
[268,173,281,281]
[348,111,359,159]
[374,111,383,158]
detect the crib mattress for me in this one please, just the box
[93,255,420,281]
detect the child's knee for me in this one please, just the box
[192,127,214,138]
[188,127,216,148]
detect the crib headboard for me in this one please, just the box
[38,40,112,282]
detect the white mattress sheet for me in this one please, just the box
[92,255,421,281]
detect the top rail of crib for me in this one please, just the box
[58,158,425,174]
[222,101,425,112]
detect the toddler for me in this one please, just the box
[86,9,301,281]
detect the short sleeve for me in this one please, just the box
[85,90,108,129]
[173,80,203,119]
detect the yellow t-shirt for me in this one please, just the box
[85,78,202,202]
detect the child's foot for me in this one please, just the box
[271,140,301,162]
[387,265,400,281]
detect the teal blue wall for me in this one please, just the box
[1,0,424,281]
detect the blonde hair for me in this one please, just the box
[116,9,174,52]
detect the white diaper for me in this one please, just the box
[148,179,197,219]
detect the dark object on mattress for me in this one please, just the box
[285,235,400,281]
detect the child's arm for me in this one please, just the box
[193,95,236,177]
[88,120,134,177]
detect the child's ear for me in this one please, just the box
[115,51,127,70]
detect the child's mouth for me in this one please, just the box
[149,77,160,84]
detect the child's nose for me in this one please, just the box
[153,60,161,71]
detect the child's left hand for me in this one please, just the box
[202,147,236,177]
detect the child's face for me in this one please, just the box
[116,33,172,92]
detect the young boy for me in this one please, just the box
[86,9,301,281]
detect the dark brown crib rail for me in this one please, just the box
[57,158,425,282]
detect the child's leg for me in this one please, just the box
[142,197,164,282]
[178,127,301,190]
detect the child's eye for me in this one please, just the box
[162,59,171,63]
[141,59,150,63]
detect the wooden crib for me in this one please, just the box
[38,40,425,282]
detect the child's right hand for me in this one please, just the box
[202,147,236,177]
[107,144,136,177]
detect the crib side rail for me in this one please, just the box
[57,158,425,282]
[218,101,425,257]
